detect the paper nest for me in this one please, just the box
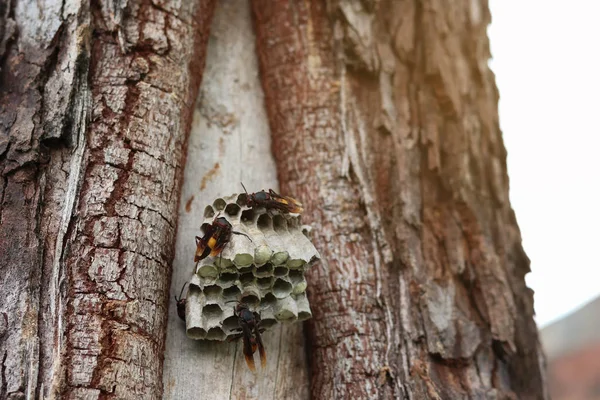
[185,193,320,341]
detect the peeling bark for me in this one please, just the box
[0,0,214,398]
[252,1,547,399]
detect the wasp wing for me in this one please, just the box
[251,312,266,368]
[268,189,304,214]
[194,244,212,262]
[194,228,215,262]
[240,324,256,372]
[255,328,267,368]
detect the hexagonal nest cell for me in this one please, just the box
[184,193,320,341]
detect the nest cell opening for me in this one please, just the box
[224,203,241,217]
[223,285,242,299]
[202,304,223,320]
[289,269,303,283]
[257,276,273,289]
[233,253,253,268]
[239,272,254,285]
[206,327,226,341]
[273,279,293,298]
[212,198,227,211]
[274,266,289,277]
[257,214,272,231]
[255,263,273,276]
[218,272,239,285]
[188,282,202,293]
[222,315,240,333]
[187,327,207,340]
[204,206,215,219]
[197,264,219,278]
[241,293,260,307]
[261,292,277,307]
[236,193,248,206]
[203,285,223,300]
[254,245,272,266]
[271,251,289,266]
[241,209,256,225]
[215,257,234,269]
[238,265,253,275]
[298,311,312,321]
[273,215,288,233]
[287,259,305,269]
[277,309,297,322]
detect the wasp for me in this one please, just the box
[228,303,266,371]
[241,183,303,214]
[195,215,251,262]
[174,282,188,321]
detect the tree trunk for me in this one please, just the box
[0,0,547,399]
[0,0,214,398]
[252,1,547,399]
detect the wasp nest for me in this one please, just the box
[185,193,320,341]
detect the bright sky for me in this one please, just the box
[488,1,600,327]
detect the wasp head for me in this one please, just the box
[175,283,188,321]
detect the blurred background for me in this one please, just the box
[488,1,600,398]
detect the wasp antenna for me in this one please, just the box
[177,282,188,301]
[240,182,249,195]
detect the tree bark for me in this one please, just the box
[252,1,547,399]
[0,0,214,398]
[1,0,548,399]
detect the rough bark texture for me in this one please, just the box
[162,1,309,398]
[2,0,548,399]
[1,1,92,398]
[0,0,214,398]
[252,1,547,399]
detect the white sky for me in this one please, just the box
[488,1,600,327]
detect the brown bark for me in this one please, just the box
[0,0,214,398]
[1,0,548,398]
[252,1,547,399]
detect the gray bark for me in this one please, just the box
[162,2,309,399]
[1,0,92,397]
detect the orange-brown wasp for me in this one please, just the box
[194,216,250,262]
[241,183,303,214]
[228,303,267,371]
